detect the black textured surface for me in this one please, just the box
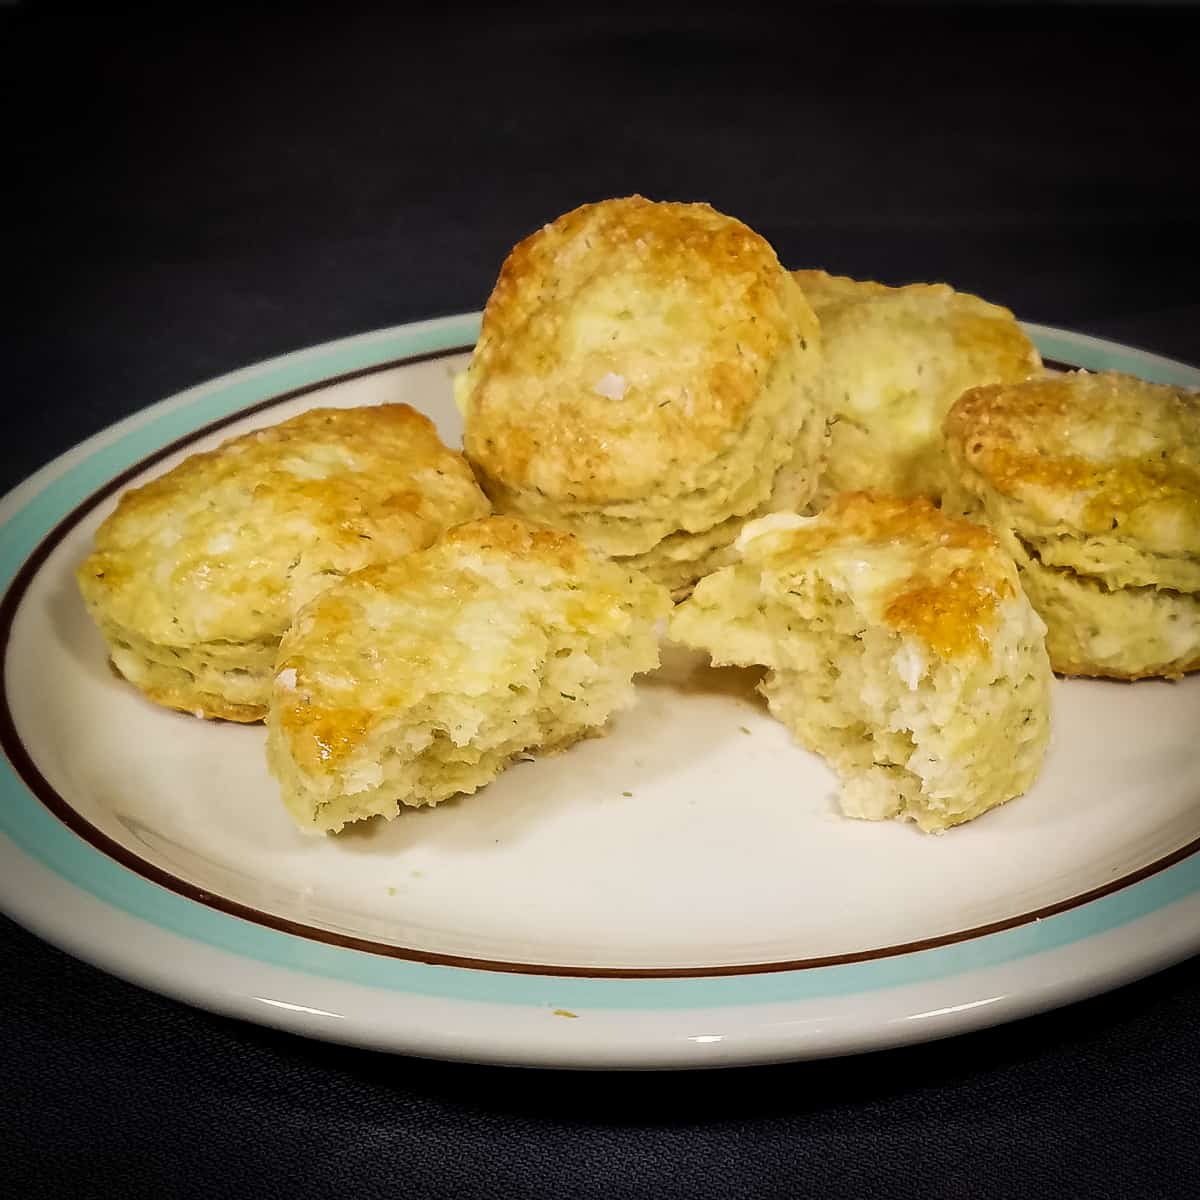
[4,3,1200,1196]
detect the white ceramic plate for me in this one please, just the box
[2,314,1198,1069]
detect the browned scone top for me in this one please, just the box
[75,403,491,721]
[78,403,490,649]
[460,195,819,504]
[733,493,1018,662]
[945,371,1200,556]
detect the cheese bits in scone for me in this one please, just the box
[76,405,490,722]
[792,270,1041,505]
[944,371,1200,680]
[669,494,1052,832]
[266,517,672,833]
[459,196,824,597]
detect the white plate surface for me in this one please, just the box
[1,314,1198,1068]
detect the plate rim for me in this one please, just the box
[2,314,1198,1064]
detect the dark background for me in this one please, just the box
[4,3,1199,1197]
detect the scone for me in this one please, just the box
[669,493,1052,832]
[459,195,825,597]
[944,370,1200,679]
[792,270,1041,505]
[266,516,671,833]
[77,404,490,721]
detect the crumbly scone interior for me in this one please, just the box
[268,545,669,833]
[669,543,1050,832]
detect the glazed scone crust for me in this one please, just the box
[944,371,1200,679]
[669,494,1052,832]
[77,403,491,719]
[792,270,1041,503]
[267,516,672,832]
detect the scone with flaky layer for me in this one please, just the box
[77,404,490,721]
[792,270,1041,505]
[459,196,825,596]
[266,516,672,833]
[669,493,1052,832]
[944,370,1200,679]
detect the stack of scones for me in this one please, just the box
[77,195,1199,836]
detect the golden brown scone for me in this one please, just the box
[266,516,672,833]
[77,404,491,721]
[944,370,1200,679]
[792,270,1041,504]
[669,494,1053,832]
[459,196,825,596]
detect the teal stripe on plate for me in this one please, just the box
[1028,322,1200,387]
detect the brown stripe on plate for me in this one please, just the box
[2,343,1197,980]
